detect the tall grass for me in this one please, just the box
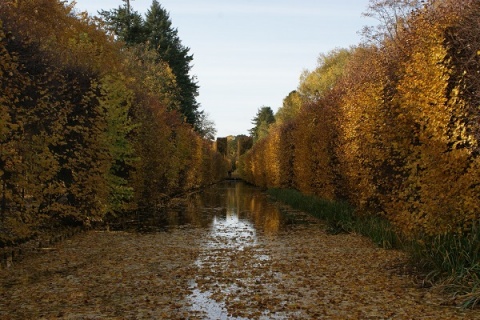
[267,188,353,232]
[267,188,400,248]
[353,214,402,249]
[268,188,480,308]
[408,226,480,309]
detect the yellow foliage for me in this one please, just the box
[240,1,480,237]
[293,102,337,199]
[0,1,228,244]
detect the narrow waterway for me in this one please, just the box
[0,181,474,319]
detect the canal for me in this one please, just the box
[0,181,472,319]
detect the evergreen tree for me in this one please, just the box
[249,106,275,142]
[100,0,200,127]
[99,2,146,45]
[144,0,200,126]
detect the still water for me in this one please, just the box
[116,180,312,235]
[1,181,468,319]
[119,180,318,319]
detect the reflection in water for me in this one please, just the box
[208,212,256,250]
[110,181,293,236]
[106,181,316,317]
[113,180,289,235]
[187,181,283,319]
[112,181,307,318]
[188,215,256,318]
[225,181,284,236]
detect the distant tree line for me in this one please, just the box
[216,135,253,174]
[0,0,227,246]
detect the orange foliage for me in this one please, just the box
[293,100,338,200]
[337,45,394,213]
[0,1,227,244]
[239,0,480,237]
[385,3,480,235]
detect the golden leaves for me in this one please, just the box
[240,2,480,237]
[0,0,228,243]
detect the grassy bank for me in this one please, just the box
[408,227,480,309]
[267,188,480,309]
[267,188,401,249]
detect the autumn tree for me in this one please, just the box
[97,74,137,215]
[237,135,253,157]
[361,0,422,45]
[0,0,227,244]
[121,44,181,111]
[195,111,217,141]
[100,0,201,127]
[275,91,302,125]
[0,0,119,241]
[216,137,228,157]
[385,0,480,235]
[239,0,480,237]
[298,48,352,104]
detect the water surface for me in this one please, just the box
[115,180,310,235]
[0,181,469,319]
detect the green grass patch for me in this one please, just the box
[353,214,402,249]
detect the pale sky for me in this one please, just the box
[71,0,375,138]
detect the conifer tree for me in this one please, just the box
[249,107,275,142]
[144,0,200,126]
[99,1,147,45]
[100,0,200,127]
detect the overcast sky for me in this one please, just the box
[72,0,375,138]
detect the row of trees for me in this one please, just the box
[0,0,227,245]
[239,0,480,237]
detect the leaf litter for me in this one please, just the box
[0,197,477,319]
